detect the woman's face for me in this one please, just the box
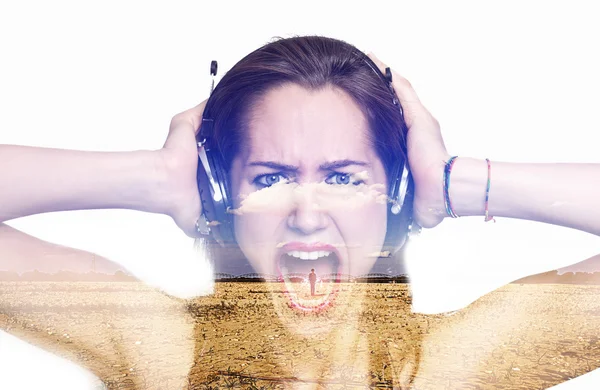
[229,83,389,311]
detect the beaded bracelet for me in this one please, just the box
[484,158,496,223]
[443,156,459,218]
[444,156,496,222]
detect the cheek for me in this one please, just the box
[338,202,388,276]
[234,213,278,245]
[233,205,288,275]
[231,181,298,249]
[339,202,388,247]
[232,183,293,244]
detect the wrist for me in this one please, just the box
[447,157,488,218]
[146,149,179,216]
[109,149,168,214]
[150,148,201,231]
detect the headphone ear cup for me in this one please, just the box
[197,145,236,246]
[208,150,236,244]
[383,161,415,255]
[197,150,218,239]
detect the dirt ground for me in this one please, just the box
[1,282,600,389]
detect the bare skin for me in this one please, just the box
[1,51,599,390]
[2,65,600,237]
[368,53,600,236]
[0,101,207,238]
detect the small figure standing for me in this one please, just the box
[308,269,317,296]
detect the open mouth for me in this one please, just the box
[276,244,342,312]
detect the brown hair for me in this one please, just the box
[204,35,407,181]
[202,35,413,259]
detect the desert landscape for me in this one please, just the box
[2,280,600,389]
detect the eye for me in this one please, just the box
[325,172,363,186]
[253,173,290,188]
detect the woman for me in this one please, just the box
[187,36,423,387]
[195,36,415,289]
[1,35,600,388]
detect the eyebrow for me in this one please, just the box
[246,159,370,172]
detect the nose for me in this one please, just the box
[286,185,328,235]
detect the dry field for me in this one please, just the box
[1,282,600,389]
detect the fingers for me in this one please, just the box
[189,99,208,135]
[366,52,431,128]
[169,99,208,137]
[367,53,421,103]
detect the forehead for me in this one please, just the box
[244,83,373,162]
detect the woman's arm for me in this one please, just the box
[367,53,600,236]
[0,146,163,220]
[0,100,206,237]
[450,158,600,236]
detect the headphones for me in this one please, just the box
[195,51,420,255]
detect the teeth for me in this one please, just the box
[286,251,331,260]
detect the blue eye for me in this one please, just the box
[254,173,290,188]
[253,172,363,188]
[325,172,362,186]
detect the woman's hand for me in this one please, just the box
[368,53,600,237]
[367,53,450,229]
[156,100,207,237]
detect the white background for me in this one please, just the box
[1,0,599,388]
